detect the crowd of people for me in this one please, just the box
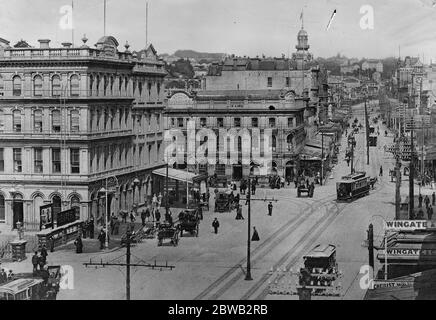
[31,245,49,275]
[415,193,435,220]
[0,268,15,284]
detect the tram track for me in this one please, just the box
[244,201,347,300]
[194,193,336,300]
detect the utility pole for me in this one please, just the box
[350,136,355,174]
[321,132,324,186]
[84,231,175,300]
[409,126,415,220]
[243,177,278,281]
[165,162,169,216]
[365,98,370,165]
[367,224,374,272]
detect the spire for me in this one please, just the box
[300,8,304,30]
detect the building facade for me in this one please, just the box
[0,36,166,231]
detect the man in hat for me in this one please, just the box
[268,202,273,216]
[32,252,39,274]
[425,195,431,209]
[428,205,433,221]
[235,204,244,220]
[98,229,106,250]
[40,245,48,266]
[419,194,423,208]
[89,216,95,239]
[432,192,436,206]
[212,218,220,234]
[74,235,83,254]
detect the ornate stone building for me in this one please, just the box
[0,36,166,231]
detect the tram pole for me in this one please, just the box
[409,127,415,219]
[126,231,131,300]
[365,98,370,166]
[321,132,324,186]
[245,179,252,281]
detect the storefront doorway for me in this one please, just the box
[12,195,24,229]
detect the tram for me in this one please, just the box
[336,172,370,201]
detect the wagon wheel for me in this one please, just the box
[196,223,199,237]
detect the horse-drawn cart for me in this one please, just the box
[157,224,179,247]
[178,209,200,237]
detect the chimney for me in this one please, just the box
[38,39,50,49]
[62,42,72,48]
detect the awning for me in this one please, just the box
[153,168,199,184]
[300,146,326,161]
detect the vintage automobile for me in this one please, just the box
[336,172,370,201]
[297,179,314,198]
[178,209,200,237]
[0,266,61,300]
[297,244,342,296]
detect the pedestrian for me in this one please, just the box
[38,254,46,270]
[82,221,88,239]
[0,269,6,284]
[379,166,383,177]
[212,218,220,234]
[155,209,161,223]
[113,216,120,235]
[419,194,423,208]
[235,205,244,220]
[251,227,260,242]
[198,205,203,220]
[280,177,285,188]
[7,270,14,281]
[110,213,117,235]
[268,202,273,216]
[294,178,298,188]
[129,210,136,223]
[252,183,256,195]
[152,194,158,209]
[48,236,55,252]
[98,229,106,250]
[158,192,163,207]
[428,205,433,220]
[141,209,146,227]
[433,192,435,206]
[145,207,151,222]
[40,245,48,265]
[121,211,127,223]
[89,216,95,239]
[425,195,430,208]
[32,252,39,274]
[74,236,83,254]
[417,209,424,220]
[167,211,173,226]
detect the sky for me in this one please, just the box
[1,0,436,61]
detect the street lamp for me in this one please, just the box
[99,186,109,250]
[133,178,140,212]
[371,215,388,281]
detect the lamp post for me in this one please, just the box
[133,178,140,213]
[99,176,119,250]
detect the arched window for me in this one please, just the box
[269,105,275,111]
[52,195,62,216]
[138,81,143,96]
[103,76,108,96]
[0,194,5,222]
[52,75,61,97]
[70,109,80,132]
[133,80,137,96]
[89,75,94,95]
[0,109,4,132]
[110,77,114,95]
[13,76,22,96]
[70,75,80,96]
[147,82,152,96]
[96,75,100,96]
[34,75,43,96]
[125,77,128,93]
[71,195,80,208]
[157,82,161,97]
[13,109,22,132]
[119,76,123,95]
[34,109,43,132]
[52,109,61,132]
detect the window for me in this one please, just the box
[34,148,43,173]
[119,109,124,128]
[70,110,80,132]
[138,82,143,96]
[13,110,22,132]
[286,77,290,87]
[0,76,4,95]
[269,118,276,128]
[234,118,241,127]
[70,148,80,174]
[13,148,22,173]
[288,117,294,128]
[103,76,108,96]
[110,77,114,95]
[272,135,277,152]
[119,77,123,95]
[70,75,80,96]
[52,148,61,173]
[157,143,161,162]
[217,118,224,128]
[52,75,62,97]
[34,109,43,133]
[177,118,184,128]
[156,114,160,130]
[148,145,152,164]
[157,83,161,97]
[147,82,152,96]
[0,110,4,132]
[52,110,61,132]
[34,75,43,96]
[171,118,175,126]
[251,118,258,127]
[13,76,21,96]
[96,75,100,96]
[0,194,5,222]
[200,118,207,127]
[267,77,272,88]
[89,75,94,95]
[133,81,137,96]
[0,148,4,172]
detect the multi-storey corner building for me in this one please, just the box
[164,25,331,182]
[0,36,166,231]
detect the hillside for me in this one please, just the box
[174,50,226,62]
